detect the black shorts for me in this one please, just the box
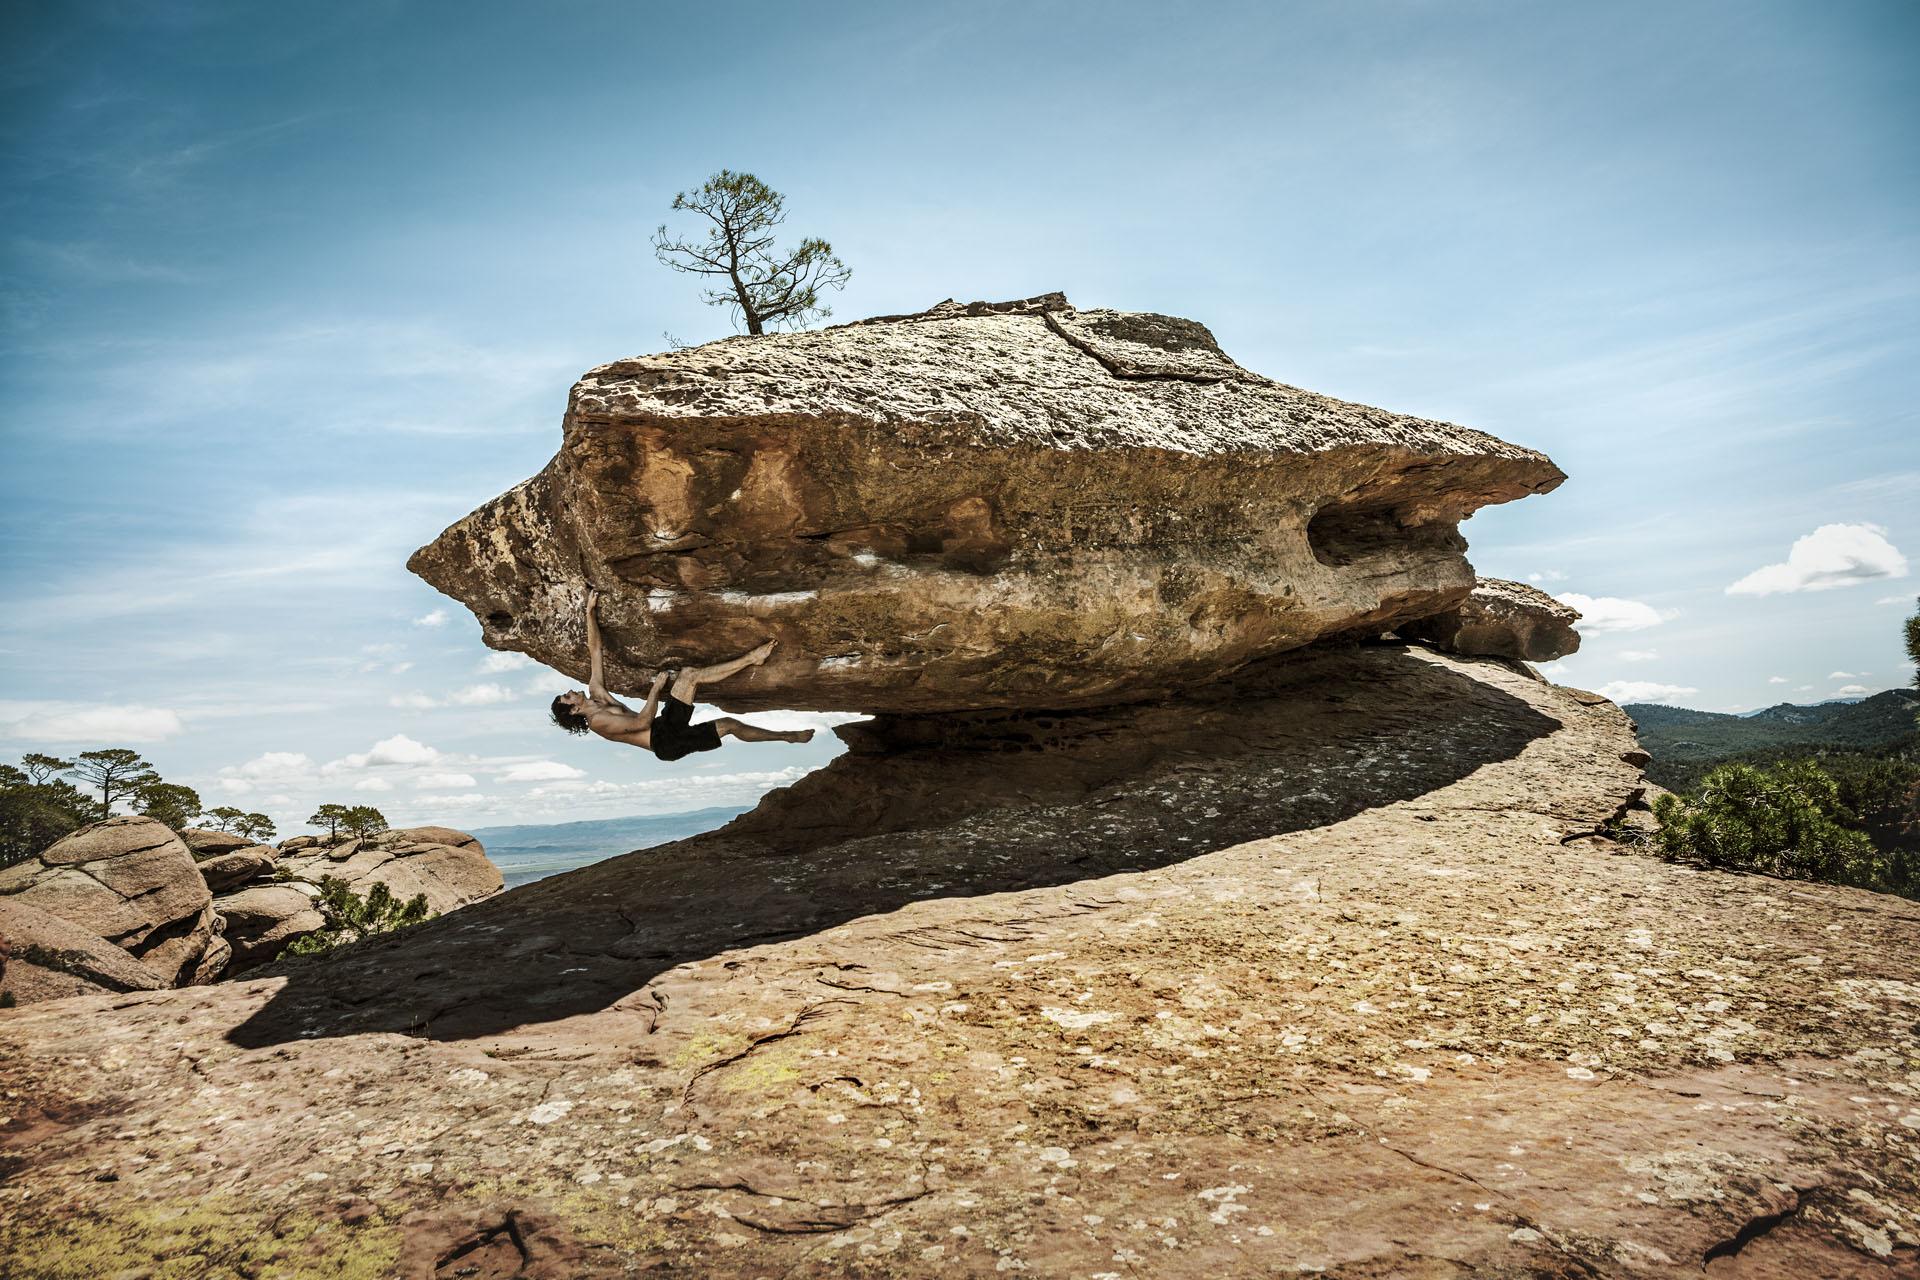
[650,695,723,762]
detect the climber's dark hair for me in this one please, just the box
[550,695,591,735]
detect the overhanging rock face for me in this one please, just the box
[410,295,1564,712]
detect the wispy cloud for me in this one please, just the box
[1595,680,1699,704]
[0,704,184,743]
[1555,593,1667,632]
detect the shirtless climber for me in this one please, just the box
[549,589,814,761]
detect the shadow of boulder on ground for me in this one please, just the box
[227,643,1561,1048]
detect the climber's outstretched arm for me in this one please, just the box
[585,588,610,703]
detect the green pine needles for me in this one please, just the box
[283,876,433,958]
[1652,760,1874,885]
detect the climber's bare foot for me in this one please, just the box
[747,640,776,665]
[785,728,815,744]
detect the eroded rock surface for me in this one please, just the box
[0,898,167,1004]
[0,815,217,986]
[2,646,1914,1277]
[208,827,501,974]
[1399,575,1583,663]
[410,299,1564,712]
[275,826,501,915]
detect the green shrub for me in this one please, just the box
[1652,760,1874,886]
[283,877,432,958]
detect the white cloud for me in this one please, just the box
[525,671,576,696]
[325,733,442,774]
[1828,671,1858,679]
[215,778,253,795]
[1526,570,1568,583]
[525,766,812,811]
[448,682,517,706]
[1618,649,1659,663]
[1835,685,1869,697]
[1796,685,1814,692]
[478,651,532,673]
[1879,595,1915,606]
[1596,680,1699,704]
[497,760,587,783]
[1555,594,1666,632]
[231,751,313,780]
[389,692,439,709]
[1768,676,1787,684]
[369,734,439,765]
[354,777,393,792]
[727,710,869,732]
[0,704,184,743]
[418,792,487,807]
[1726,523,1909,596]
[413,771,478,790]
[414,608,450,627]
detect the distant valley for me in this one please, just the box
[469,807,752,888]
[1625,688,1918,789]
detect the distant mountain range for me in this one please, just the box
[1625,689,1919,762]
[468,807,751,889]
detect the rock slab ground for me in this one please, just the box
[1,647,1916,1278]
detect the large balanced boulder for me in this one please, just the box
[0,816,218,986]
[1397,575,1582,663]
[410,295,1564,712]
[0,898,168,1005]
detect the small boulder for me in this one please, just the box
[215,884,326,970]
[0,816,219,986]
[1398,577,1581,664]
[180,828,255,858]
[0,898,169,1005]
[277,835,323,853]
[198,846,276,893]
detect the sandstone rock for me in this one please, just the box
[180,828,253,857]
[410,298,1564,712]
[0,816,217,986]
[197,847,276,893]
[214,884,324,969]
[0,898,167,1005]
[277,827,501,917]
[4,647,1914,1278]
[1398,575,1582,662]
[276,835,323,853]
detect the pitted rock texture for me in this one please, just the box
[2,646,1915,1278]
[409,299,1564,712]
[1400,575,1583,663]
[0,815,217,987]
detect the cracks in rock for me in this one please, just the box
[1039,308,1241,384]
[1380,1143,1499,1196]
[681,999,853,1108]
[434,1208,531,1275]
[1700,1190,1807,1268]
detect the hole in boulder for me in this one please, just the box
[1306,503,1403,568]
[485,611,513,629]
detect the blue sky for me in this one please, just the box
[3,0,1915,833]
